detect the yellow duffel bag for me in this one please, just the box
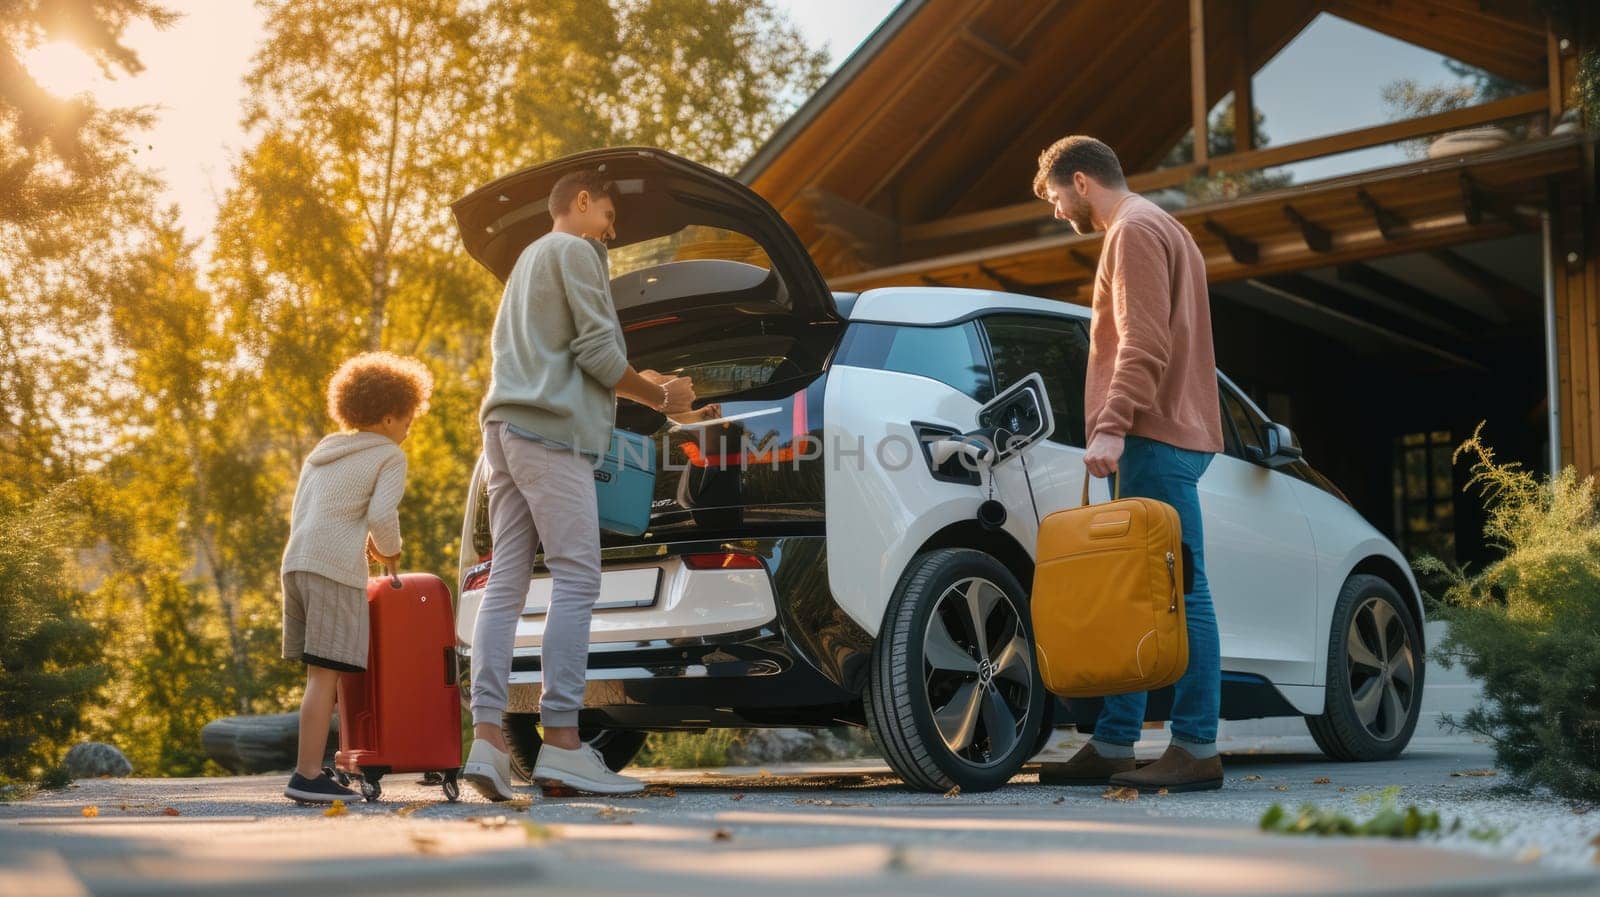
[1031,469,1187,698]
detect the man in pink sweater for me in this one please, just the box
[1032,136,1228,792]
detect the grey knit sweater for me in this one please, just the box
[480,232,628,456]
[280,432,407,588]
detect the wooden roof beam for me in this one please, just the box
[1068,249,1099,274]
[1335,261,1485,333]
[1356,189,1408,242]
[1282,204,1332,253]
[957,25,1024,73]
[1204,218,1259,265]
[977,263,1028,293]
[1459,171,1539,231]
[797,186,898,266]
[1426,249,1534,320]
[1248,274,1485,370]
[1189,0,1209,166]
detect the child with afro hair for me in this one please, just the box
[280,352,432,803]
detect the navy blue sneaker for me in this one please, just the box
[285,770,357,803]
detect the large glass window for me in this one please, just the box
[1220,387,1266,462]
[834,321,993,402]
[607,224,772,280]
[1393,430,1455,559]
[981,314,1089,448]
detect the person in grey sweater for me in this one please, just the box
[464,169,697,800]
[281,352,433,804]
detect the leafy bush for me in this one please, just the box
[635,730,739,768]
[0,484,106,781]
[1417,426,1600,800]
[1260,787,1445,839]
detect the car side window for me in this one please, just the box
[834,321,994,402]
[1221,386,1266,462]
[981,314,1089,447]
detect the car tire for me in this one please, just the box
[1305,574,1424,761]
[865,548,1046,792]
[501,713,648,782]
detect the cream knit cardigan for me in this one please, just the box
[281,432,407,589]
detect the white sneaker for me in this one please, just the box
[533,743,645,795]
[462,739,518,802]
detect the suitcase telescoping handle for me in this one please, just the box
[1079,463,1123,506]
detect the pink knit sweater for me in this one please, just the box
[1084,194,1224,454]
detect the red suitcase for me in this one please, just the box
[334,571,463,802]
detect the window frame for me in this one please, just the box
[975,311,1092,449]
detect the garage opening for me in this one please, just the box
[1208,232,1549,573]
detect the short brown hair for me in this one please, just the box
[1033,136,1127,199]
[548,169,615,217]
[326,352,433,429]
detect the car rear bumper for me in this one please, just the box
[457,534,873,728]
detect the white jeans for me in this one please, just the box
[470,421,601,729]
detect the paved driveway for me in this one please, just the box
[4,733,1597,897]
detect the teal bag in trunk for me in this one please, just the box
[595,429,656,536]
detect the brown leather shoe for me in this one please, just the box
[1108,744,1222,793]
[1038,742,1136,786]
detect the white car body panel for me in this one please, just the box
[456,559,777,651]
[822,364,1039,636]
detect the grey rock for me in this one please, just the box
[201,713,339,774]
[62,742,133,778]
[725,728,874,766]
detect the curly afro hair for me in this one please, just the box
[326,352,434,430]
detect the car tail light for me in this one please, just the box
[682,552,765,570]
[462,555,491,592]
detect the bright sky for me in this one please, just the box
[20,2,1483,242]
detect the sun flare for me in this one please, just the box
[20,40,106,98]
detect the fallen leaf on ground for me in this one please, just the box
[942,786,961,799]
[730,794,744,801]
[1517,847,1542,863]
[161,807,180,816]
[1052,796,1066,805]
[712,828,733,841]
[757,770,772,778]
[505,798,533,811]
[1338,787,1348,793]
[1272,785,1290,792]
[1242,775,1263,782]
[324,800,347,817]
[1313,777,1331,785]
[395,802,431,817]
[1101,787,1139,802]
[1451,769,1497,778]
[1590,833,1600,848]
[797,798,836,806]
[469,815,511,830]
[644,785,677,798]
[81,806,98,818]
[409,833,441,855]
[1157,788,1169,796]
[522,821,556,842]
[594,806,640,820]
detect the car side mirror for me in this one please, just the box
[974,372,1055,466]
[1250,422,1303,468]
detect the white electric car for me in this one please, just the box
[450,148,1425,793]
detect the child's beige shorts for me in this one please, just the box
[282,571,369,672]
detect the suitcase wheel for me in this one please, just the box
[333,770,351,787]
[441,772,460,803]
[359,776,382,802]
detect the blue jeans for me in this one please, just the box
[1092,435,1220,746]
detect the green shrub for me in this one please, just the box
[1417,425,1600,801]
[634,730,739,768]
[0,484,106,782]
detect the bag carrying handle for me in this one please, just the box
[1079,463,1122,506]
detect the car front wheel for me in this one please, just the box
[865,548,1045,792]
[1305,574,1424,761]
